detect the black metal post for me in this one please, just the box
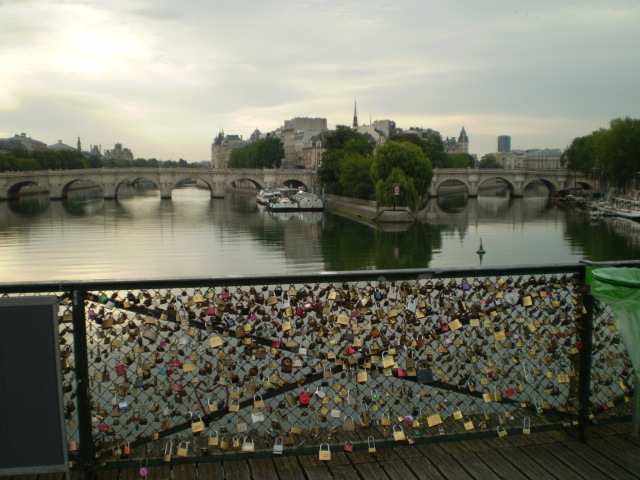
[578,280,595,443]
[72,288,94,479]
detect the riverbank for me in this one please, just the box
[324,194,415,223]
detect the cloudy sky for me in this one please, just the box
[1,0,638,161]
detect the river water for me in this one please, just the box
[1,184,639,283]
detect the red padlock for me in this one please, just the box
[123,442,131,456]
[299,391,311,406]
[343,441,354,453]
[115,364,126,376]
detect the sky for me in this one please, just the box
[1,0,639,162]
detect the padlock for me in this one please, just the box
[192,416,205,433]
[242,436,255,452]
[299,391,311,406]
[160,442,172,462]
[176,441,189,457]
[367,436,376,453]
[343,441,354,453]
[207,431,219,446]
[318,443,331,461]
[273,436,284,455]
[281,357,293,373]
[393,425,406,441]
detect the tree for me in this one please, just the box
[479,154,503,169]
[228,137,284,169]
[318,126,374,194]
[448,153,475,168]
[370,140,433,212]
[338,152,374,199]
[389,132,448,168]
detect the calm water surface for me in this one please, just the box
[2,185,639,282]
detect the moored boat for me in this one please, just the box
[267,191,324,212]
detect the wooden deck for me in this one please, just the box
[4,423,640,479]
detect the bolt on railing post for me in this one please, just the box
[72,287,94,479]
[578,280,595,443]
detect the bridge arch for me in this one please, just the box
[521,178,559,195]
[229,177,264,190]
[5,180,43,199]
[432,178,472,196]
[477,176,517,196]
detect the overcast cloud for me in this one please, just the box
[1,0,638,161]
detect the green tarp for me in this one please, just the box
[592,267,640,412]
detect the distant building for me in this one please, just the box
[2,133,47,152]
[298,133,325,170]
[210,130,251,168]
[280,117,328,168]
[523,149,563,171]
[371,120,398,139]
[104,143,134,161]
[496,150,525,169]
[48,140,76,152]
[498,135,511,153]
[443,127,469,154]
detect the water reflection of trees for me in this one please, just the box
[563,211,640,260]
[320,214,445,270]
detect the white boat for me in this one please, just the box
[267,191,324,212]
[256,187,297,205]
[597,192,640,221]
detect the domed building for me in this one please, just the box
[48,140,77,151]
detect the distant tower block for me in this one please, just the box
[498,135,511,152]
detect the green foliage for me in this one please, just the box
[374,167,418,211]
[389,132,448,168]
[448,153,475,169]
[228,136,284,169]
[479,154,503,168]
[370,141,433,212]
[338,152,374,199]
[318,126,375,195]
[0,150,204,171]
[564,117,640,191]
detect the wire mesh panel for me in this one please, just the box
[0,264,635,469]
[590,298,634,419]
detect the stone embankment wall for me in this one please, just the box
[324,194,414,223]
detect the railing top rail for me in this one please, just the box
[2,260,638,293]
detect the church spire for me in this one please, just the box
[352,99,358,128]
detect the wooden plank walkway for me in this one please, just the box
[3,423,639,479]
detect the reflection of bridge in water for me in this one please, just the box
[0,168,591,201]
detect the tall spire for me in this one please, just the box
[352,99,358,128]
[77,136,81,152]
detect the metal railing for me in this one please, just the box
[1,261,637,476]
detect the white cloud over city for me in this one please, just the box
[1,0,638,160]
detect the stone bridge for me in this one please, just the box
[0,167,591,201]
[430,168,592,197]
[0,168,319,200]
